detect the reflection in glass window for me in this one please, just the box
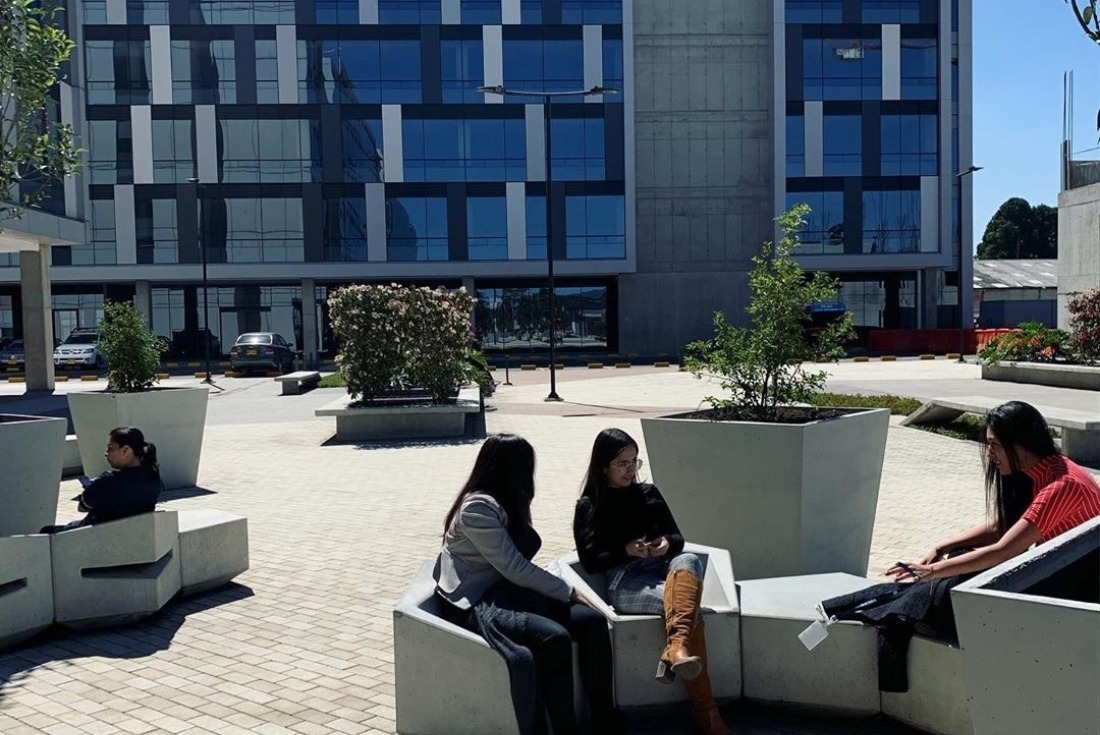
[387,197,449,261]
[526,195,546,260]
[474,286,608,350]
[403,118,525,181]
[863,190,921,253]
[88,120,133,185]
[602,38,624,102]
[901,38,937,100]
[299,39,421,104]
[881,114,937,175]
[566,194,625,259]
[219,118,322,183]
[803,37,882,101]
[787,115,805,177]
[136,198,179,264]
[206,198,305,262]
[342,118,384,183]
[467,198,508,260]
[503,38,583,94]
[822,115,861,176]
[441,39,484,103]
[323,197,369,262]
[561,0,620,24]
[84,200,118,265]
[84,0,107,23]
[189,0,295,24]
[170,39,237,104]
[785,0,842,23]
[256,40,280,103]
[152,120,194,183]
[85,40,152,104]
[550,117,605,180]
[127,0,169,23]
[520,0,541,23]
[863,0,921,23]
[378,0,441,23]
[785,191,844,255]
[461,0,500,23]
[316,0,358,23]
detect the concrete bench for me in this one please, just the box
[50,511,181,628]
[556,542,741,708]
[900,395,1100,465]
[63,434,82,477]
[0,535,54,649]
[881,635,972,735]
[176,509,249,597]
[275,370,321,395]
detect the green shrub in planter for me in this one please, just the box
[328,284,477,403]
[977,321,1072,365]
[98,300,167,393]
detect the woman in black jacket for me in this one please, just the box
[573,428,733,735]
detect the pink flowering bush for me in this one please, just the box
[1068,287,1100,365]
[328,284,477,403]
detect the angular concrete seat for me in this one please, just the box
[394,560,586,735]
[50,511,181,628]
[738,572,879,715]
[176,509,249,597]
[881,635,973,735]
[556,542,741,709]
[0,535,54,650]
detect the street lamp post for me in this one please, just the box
[186,177,219,389]
[955,165,983,363]
[477,84,617,402]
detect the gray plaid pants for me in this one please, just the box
[606,553,703,615]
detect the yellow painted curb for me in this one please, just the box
[880,355,897,362]
[55,375,69,382]
[194,372,208,378]
[553,363,564,370]
[8,376,25,383]
[266,371,281,377]
[919,354,935,360]
[587,363,604,369]
[165,362,179,368]
[155,373,170,379]
[654,361,670,368]
[945,353,961,360]
[615,362,631,368]
[224,371,240,378]
[187,362,201,367]
[487,366,498,372]
[520,364,537,371]
[80,375,98,382]
[853,356,870,363]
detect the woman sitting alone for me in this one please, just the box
[41,426,163,533]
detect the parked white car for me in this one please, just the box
[54,329,103,369]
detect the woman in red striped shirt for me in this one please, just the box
[888,401,1100,582]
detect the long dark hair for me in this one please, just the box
[982,401,1058,534]
[580,428,639,504]
[444,434,536,537]
[110,426,160,480]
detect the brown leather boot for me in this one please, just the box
[684,622,734,735]
[656,569,703,683]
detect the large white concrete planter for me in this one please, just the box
[952,516,1100,735]
[981,361,1100,391]
[640,407,889,580]
[315,386,480,442]
[0,414,67,536]
[67,387,209,490]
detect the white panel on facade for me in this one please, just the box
[442,0,461,24]
[382,105,405,183]
[365,183,387,262]
[106,0,126,24]
[525,104,545,181]
[804,101,823,178]
[60,82,78,218]
[130,106,154,184]
[114,185,137,264]
[195,105,218,184]
[920,176,939,252]
[276,26,298,104]
[150,26,173,105]
[882,24,901,101]
[583,25,603,102]
[506,182,527,260]
[483,26,504,104]
[359,0,379,23]
[502,0,521,24]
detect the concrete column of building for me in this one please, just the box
[134,281,152,324]
[301,278,318,368]
[19,247,55,392]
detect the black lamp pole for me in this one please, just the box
[477,84,616,402]
[955,165,982,363]
[187,177,219,388]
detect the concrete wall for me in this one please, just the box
[1057,183,1100,329]
[621,0,774,355]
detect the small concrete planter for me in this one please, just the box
[68,387,209,490]
[0,414,67,536]
[981,361,1100,391]
[316,386,480,442]
[640,407,890,580]
[953,516,1100,735]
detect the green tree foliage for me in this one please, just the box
[0,0,81,226]
[98,301,168,393]
[976,197,1057,259]
[684,204,855,423]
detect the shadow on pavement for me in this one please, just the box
[159,485,219,502]
[627,700,924,735]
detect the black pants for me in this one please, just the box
[438,583,615,735]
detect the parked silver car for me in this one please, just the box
[229,332,295,374]
[54,329,103,369]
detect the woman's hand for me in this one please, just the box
[625,538,650,558]
[571,587,599,610]
[646,536,670,557]
[885,560,936,582]
[919,546,944,565]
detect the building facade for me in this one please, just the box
[0,0,973,360]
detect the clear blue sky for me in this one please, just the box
[973,0,1100,250]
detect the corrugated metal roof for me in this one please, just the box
[972,259,1057,290]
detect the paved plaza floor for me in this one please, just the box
[0,360,1096,734]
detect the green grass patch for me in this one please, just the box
[917,415,988,443]
[318,372,346,388]
[808,392,923,416]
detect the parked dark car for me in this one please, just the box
[229,332,295,374]
[0,340,25,368]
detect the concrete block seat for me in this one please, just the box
[394,560,586,735]
[881,635,972,735]
[275,370,321,395]
[738,573,880,715]
[50,511,181,628]
[556,542,741,709]
[176,509,249,597]
[0,535,54,650]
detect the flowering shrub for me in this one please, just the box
[978,321,1071,365]
[328,284,477,403]
[1067,288,1100,365]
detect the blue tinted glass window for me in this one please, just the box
[786,0,842,23]
[381,40,422,102]
[190,0,294,23]
[151,119,194,183]
[379,0,441,23]
[823,115,861,175]
[404,117,525,181]
[901,38,937,99]
[863,0,921,23]
[342,118,384,182]
[442,39,484,103]
[785,190,845,255]
[127,0,169,24]
[561,0,620,24]
[85,40,152,104]
[256,40,279,103]
[461,0,500,23]
[526,195,546,259]
[863,190,921,253]
[602,38,623,102]
[566,194,624,259]
[520,0,541,23]
[467,197,508,260]
[787,115,805,177]
[316,0,359,22]
[504,39,583,94]
[323,197,369,261]
[220,198,305,263]
[220,119,322,183]
[881,114,937,175]
[551,117,605,181]
[388,197,449,261]
[804,37,881,100]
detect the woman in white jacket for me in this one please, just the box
[434,433,621,735]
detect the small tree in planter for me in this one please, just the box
[1067,287,1100,365]
[684,204,856,422]
[98,300,167,393]
[328,284,477,404]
